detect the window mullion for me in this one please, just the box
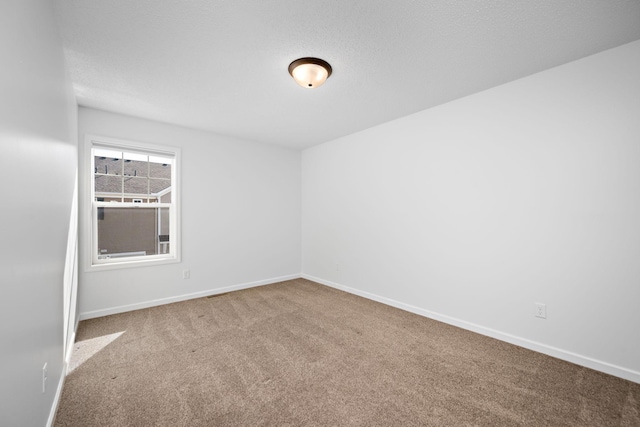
[147,157,150,203]
[120,151,125,202]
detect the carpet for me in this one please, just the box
[55,278,640,426]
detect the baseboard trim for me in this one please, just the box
[302,274,640,384]
[79,273,302,320]
[47,361,67,427]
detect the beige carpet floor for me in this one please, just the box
[55,278,640,426]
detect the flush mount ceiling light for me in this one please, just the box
[288,57,332,89]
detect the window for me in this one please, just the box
[85,135,180,270]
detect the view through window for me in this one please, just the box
[90,142,178,267]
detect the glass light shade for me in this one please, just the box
[288,58,332,89]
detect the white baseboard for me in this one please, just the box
[47,361,67,427]
[79,273,302,320]
[302,274,640,385]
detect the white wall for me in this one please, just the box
[78,108,301,318]
[302,40,640,383]
[0,1,78,425]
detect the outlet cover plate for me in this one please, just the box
[535,303,547,319]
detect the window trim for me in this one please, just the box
[83,134,181,272]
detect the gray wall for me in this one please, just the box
[78,108,302,318]
[0,1,78,425]
[302,40,640,383]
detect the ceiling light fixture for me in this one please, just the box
[288,57,332,89]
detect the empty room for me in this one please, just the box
[2,1,640,426]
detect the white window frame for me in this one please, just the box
[83,135,181,271]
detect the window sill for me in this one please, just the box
[86,254,181,272]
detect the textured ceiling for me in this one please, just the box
[54,1,640,150]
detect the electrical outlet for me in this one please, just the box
[335,263,340,272]
[183,270,190,279]
[42,363,47,393]
[535,303,547,319]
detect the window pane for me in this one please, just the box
[94,148,122,159]
[95,174,122,197]
[150,178,171,195]
[158,207,170,254]
[123,158,148,178]
[149,156,172,180]
[97,207,170,259]
[94,155,122,175]
[123,152,147,162]
[123,177,149,196]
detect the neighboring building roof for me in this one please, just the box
[94,157,171,195]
